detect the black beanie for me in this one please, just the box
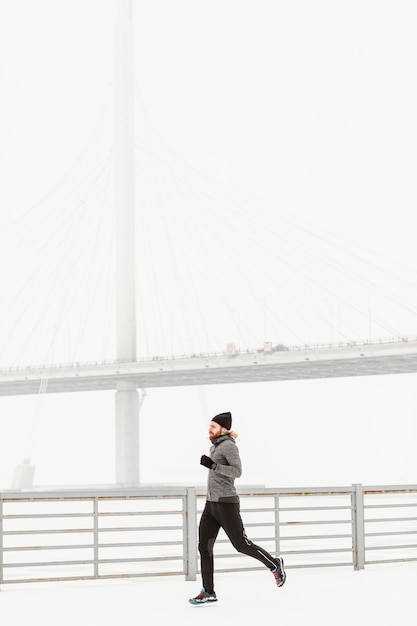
[212,411,232,431]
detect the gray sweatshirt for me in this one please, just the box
[206,434,242,503]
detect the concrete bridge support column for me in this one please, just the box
[114,0,140,486]
[115,382,139,485]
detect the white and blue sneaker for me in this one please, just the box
[189,588,218,605]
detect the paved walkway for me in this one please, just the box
[1,562,415,625]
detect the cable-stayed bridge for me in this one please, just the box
[1,337,416,396]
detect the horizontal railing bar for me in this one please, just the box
[3,560,94,568]
[239,488,356,496]
[213,536,276,545]
[97,494,185,501]
[202,488,355,498]
[214,562,353,573]
[1,571,185,585]
[0,575,97,584]
[282,562,353,569]
[4,528,92,535]
[239,508,274,513]
[98,526,183,532]
[242,521,352,529]
[241,522,279,528]
[365,543,417,551]
[4,540,184,551]
[99,541,182,548]
[4,525,183,536]
[214,534,353,544]
[279,506,351,512]
[0,491,187,501]
[217,547,353,558]
[2,511,184,519]
[279,519,352,526]
[212,533,352,545]
[365,503,417,510]
[203,506,352,515]
[365,557,417,565]
[89,571,185,579]
[282,546,352,554]
[3,513,92,520]
[1,497,94,503]
[98,511,183,517]
[365,517,417,523]
[197,506,353,515]
[3,544,93,551]
[363,486,417,494]
[365,530,417,537]
[4,556,186,567]
[99,556,182,564]
[280,534,352,541]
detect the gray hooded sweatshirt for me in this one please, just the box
[206,434,242,503]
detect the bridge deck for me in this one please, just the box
[0,339,416,395]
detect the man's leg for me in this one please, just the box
[216,502,278,569]
[198,502,221,592]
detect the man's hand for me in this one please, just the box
[200,454,216,470]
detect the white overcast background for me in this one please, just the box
[0,0,417,489]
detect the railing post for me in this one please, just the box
[352,483,365,570]
[93,497,99,578]
[185,487,197,581]
[274,495,281,557]
[0,496,3,591]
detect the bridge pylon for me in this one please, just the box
[114,0,140,485]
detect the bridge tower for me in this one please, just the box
[114,0,140,485]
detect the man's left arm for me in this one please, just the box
[213,443,242,478]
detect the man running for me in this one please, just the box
[189,411,286,604]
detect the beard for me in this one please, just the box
[209,429,222,442]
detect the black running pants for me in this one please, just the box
[198,501,277,592]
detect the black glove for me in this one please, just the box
[200,454,216,470]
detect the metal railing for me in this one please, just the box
[0,484,416,588]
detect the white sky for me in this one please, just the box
[1,0,417,488]
[1,0,417,362]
